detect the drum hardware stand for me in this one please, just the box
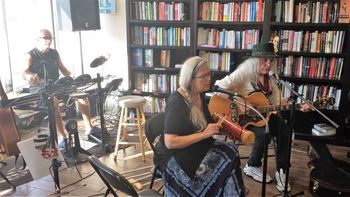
[226,95,270,197]
[65,119,91,158]
[88,73,111,153]
[272,79,339,197]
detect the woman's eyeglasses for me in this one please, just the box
[193,72,212,79]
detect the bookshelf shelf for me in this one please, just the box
[129,44,192,49]
[131,66,180,73]
[129,20,191,26]
[269,0,350,146]
[270,22,350,30]
[197,21,264,28]
[280,76,342,85]
[277,51,346,58]
[126,0,194,114]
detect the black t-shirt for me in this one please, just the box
[158,91,214,177]
[28,48,60,83]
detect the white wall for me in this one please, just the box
[81,1,128,90]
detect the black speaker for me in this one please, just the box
[57,0,101,31]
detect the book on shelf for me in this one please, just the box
[132,48,143,67]
[160,49,171,67]
[313,123,336,134]
[339,0,350,23]
[144,49,154,67]
[312,128,336,136]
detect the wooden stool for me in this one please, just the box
[114,95,146,161]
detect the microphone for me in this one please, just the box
[212,85,239,97]
[90,54,110,68]
[268,71,280,85]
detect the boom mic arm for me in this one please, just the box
[212,85,240,98]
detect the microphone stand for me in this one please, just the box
[225,94,270,197]
[273,78,338,197]
[40,81,61,194]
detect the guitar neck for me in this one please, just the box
[256,103,300,113]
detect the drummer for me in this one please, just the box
[23,29,100,151]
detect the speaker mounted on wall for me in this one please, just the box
[57,0,101,31]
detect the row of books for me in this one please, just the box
[295,1,339,23]
[271,30,345,54]
[312,123,336,136]
[131,1,187,21]
[134,73,178,94]
[131,26,191,46]
[274,0,342,23]
[143,96,166,114]
[198,1,264,22]
[199,51,233,72]
[198,28,260,49]
[282,84,341,108]
[279,56,344,80]
[132,49,171,68]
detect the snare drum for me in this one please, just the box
[74,74,91,86]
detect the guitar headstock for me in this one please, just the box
[313,97,335,108]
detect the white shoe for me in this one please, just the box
[275,169,291,192]
[243,164,272,183]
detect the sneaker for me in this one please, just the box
[243,164,272,183]
[275,169,291,192]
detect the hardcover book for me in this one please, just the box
[160,49,171,67]
[132,48,143,67]
[339,0,350,23]
[144,49,154,67]
[312,128,336,136]
[313,123,336,133]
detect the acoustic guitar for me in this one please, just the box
[208,91,335,128]
[0,80,21,157]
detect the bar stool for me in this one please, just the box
[114,95,147,161]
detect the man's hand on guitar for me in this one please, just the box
[300,103,312,112]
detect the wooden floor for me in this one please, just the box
[2,135,350,196]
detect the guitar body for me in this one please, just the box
[239,92,272,128]
[0,107,21,156]
[208,92,272,128]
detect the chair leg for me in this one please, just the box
[149,170,156,189]
[104,187,118,197]
[0,170,16,189]
[114,107,125,160]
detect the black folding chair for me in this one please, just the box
[144,112,165,190]
[88,155,162,197]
